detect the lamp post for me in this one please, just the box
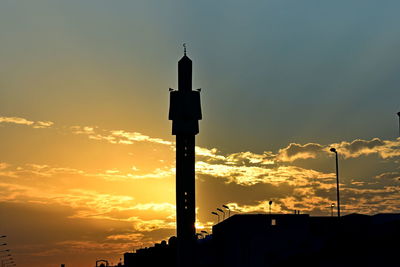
[330,148,341,217]
[268,201,272,214]
[216,208,225,220]
[195,233,203,239]
[331,203,335,217]
[397,112,400,137]
[222,205,230,218]
[211,212,220,223]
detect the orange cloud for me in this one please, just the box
[196,161,334,186]
[0,116,34,125]
[0,116,54,128]
[71,126,173,146]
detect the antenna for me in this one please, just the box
[183,43,187,55]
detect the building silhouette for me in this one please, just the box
[123,213,400,267]
[168,47,202,267]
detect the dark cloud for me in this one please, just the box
[375,171,400,180]
[342,138,384,153]
[277,143,325,162]
[336,138,400,158]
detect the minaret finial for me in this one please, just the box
[183,43,187,55]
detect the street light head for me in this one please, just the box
[222,205,229,209]
[216,208,223,212]
[397,111,400,117]
[330,147,337,153]
[269,201,272,205]
[331,203,335,207]
[211,212,218,215]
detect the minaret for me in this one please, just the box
[169,46,202,267]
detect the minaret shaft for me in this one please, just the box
[176,135,196,239]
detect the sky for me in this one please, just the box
[0,1,399,266]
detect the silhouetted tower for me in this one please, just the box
[169,46,202,267]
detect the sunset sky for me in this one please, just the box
[1,1,400,266]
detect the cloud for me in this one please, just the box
[225,151,276,165]
[0,116,34,125]
[94,167,174,181]
[375,171,400,180]
[223,181,400,216]
[71,126,173,146]
[0,163,85,179]
[0,162,173,181]
[110,130,172,146]
[107,233,144,241]
[0,116,54,128]
[33,121,54,128]
[55,240,135,254]
[335,138,400,159]
[1,116,400,263]
[277,143,325,162]
[196,161,334,186]
[195,146,226,162]
[0,178,177,233]
[274,138,400,162]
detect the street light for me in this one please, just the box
[201,230,208,236]
[195,233,203,239]
[268,201,273,214]
[222,205,230,218]
[330,147,341,218]
[216,208,225,220]
[397,112,400,137]
[331,203,335,217]
[211,212,220,223]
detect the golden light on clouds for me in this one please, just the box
[0,115,399,266]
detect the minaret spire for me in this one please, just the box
[183,43,187,56]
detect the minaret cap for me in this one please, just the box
[179,43,192,64]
